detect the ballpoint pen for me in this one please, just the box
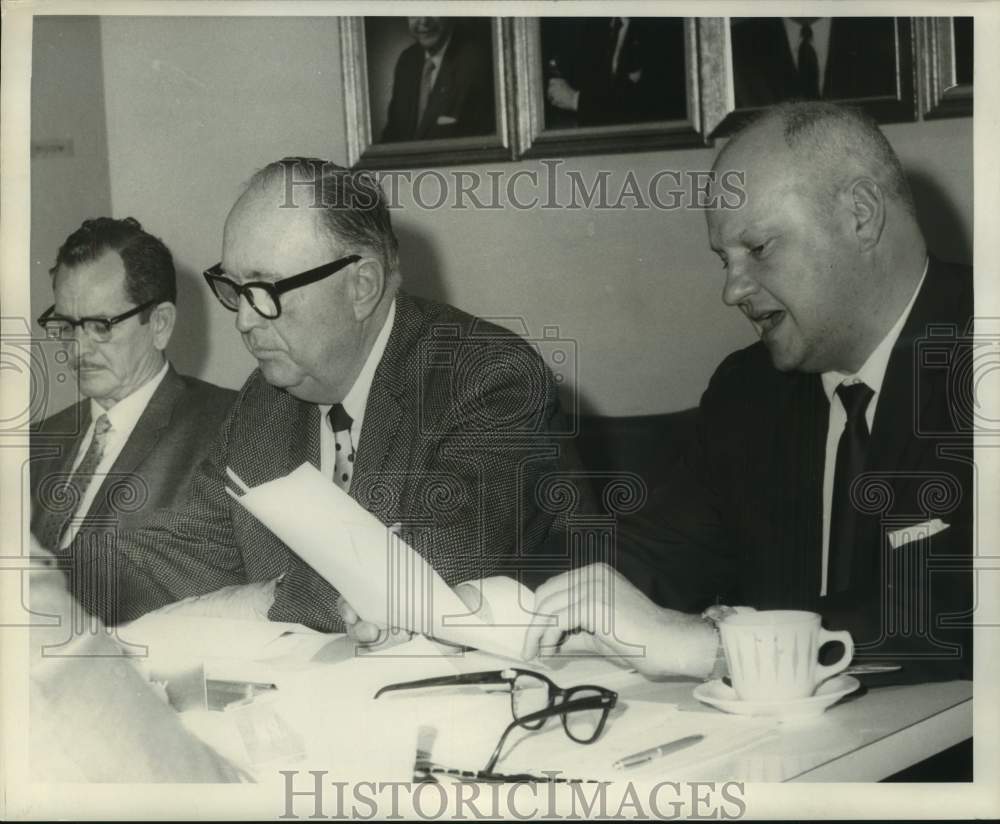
[613,734,704,769]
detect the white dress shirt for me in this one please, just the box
[818,260,927,595]
[783,18,832,93]
[61,359,170,548]
[319,299,397,485]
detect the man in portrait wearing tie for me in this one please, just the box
[524,102,973,687]
[82,158,564,631]
[731,17,898,109]
[30,218,236,558]
[381,17,495,142]
[544,17,687,127]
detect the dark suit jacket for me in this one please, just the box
[545,17,687,126]
[30,366,236,550]
[83,292,564,630]
[732,17,898,108]
[621,259,974,683]
[382,23,495,142]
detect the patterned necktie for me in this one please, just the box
[417,56,435,128]
[327,404,355,492]
[828,382,874,594]
[55,413,112,547]
[798,23,821,99]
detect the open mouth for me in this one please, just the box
[749,310,785,337]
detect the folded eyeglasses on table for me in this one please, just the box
[375,668,618,781]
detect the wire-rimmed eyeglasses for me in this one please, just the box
[374,667,618,777]
[203,254,361,320]
[37,299,161,343]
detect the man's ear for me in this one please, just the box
[848,177,886,252]
[150,302,176,351]
[350,257,386,322]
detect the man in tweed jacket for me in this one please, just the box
[73,159,565,632]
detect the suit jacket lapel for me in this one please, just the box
[869,258,954,473]
[86,367,185,520]
[31,401,91,543]
[350,295,415,510]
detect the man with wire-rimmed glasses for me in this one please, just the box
[85,158,566,632]
[30,217,236,569]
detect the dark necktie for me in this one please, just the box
[327,403,355,492]
[51,413,112,548]
[829,382,874,594]
[798,24,821,99]
[417,56,435,128]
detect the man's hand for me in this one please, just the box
[547,77,580,112]
[521,563,718,678]
[338,582,484,646]
[338,596,384,644]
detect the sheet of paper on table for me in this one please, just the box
[179,656,423,784]
[227,462,553,661]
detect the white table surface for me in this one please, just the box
[282,634,974,783]
[616,676,972,782]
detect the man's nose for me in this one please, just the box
[722,261,759,307]
[235,294,264,333]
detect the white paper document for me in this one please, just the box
[227,462,544,660]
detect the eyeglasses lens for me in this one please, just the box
[563,688,606,743]
[247,286,279,318]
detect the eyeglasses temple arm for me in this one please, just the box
[373,669,508,700]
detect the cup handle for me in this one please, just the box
[814,629,854,685]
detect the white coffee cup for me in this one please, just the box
[719,610,853,702]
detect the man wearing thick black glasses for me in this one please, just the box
[91,158,564,632]
[30,217,236,559]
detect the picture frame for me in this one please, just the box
[510,17,706,158]
[916,17,973,119]
[699,17,917,137]
[341,16,514,169]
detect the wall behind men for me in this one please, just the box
[30,16,113,417]
[45,16,974,417]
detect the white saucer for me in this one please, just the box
[693,675,860,722]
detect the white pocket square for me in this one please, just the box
[436,115,458,125]
[888,519,950,549]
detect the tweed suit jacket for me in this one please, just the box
[30,366,236,551]
[620,258,974,684]
[382,24,496,142]
[82,292,564,630]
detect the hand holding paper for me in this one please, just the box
[227,463,535,660]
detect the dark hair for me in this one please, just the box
[729,101,917,217]
[50,217,176,318]
[249,158,400,283]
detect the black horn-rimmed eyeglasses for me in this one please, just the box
[374,667,618,777]
[203,254,361,320]
[37,299,161,343]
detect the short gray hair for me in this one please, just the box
[728,101,916,217]
[248,157,400,282]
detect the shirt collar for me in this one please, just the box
[89,359,169,433]
[425,32,453,68]
[821,258,928,403]
[332,298,396,428]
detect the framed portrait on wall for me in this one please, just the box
[917,17,973,119]
[341,16,513,169]
[511,17,705,158]
[699,17,917,137]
